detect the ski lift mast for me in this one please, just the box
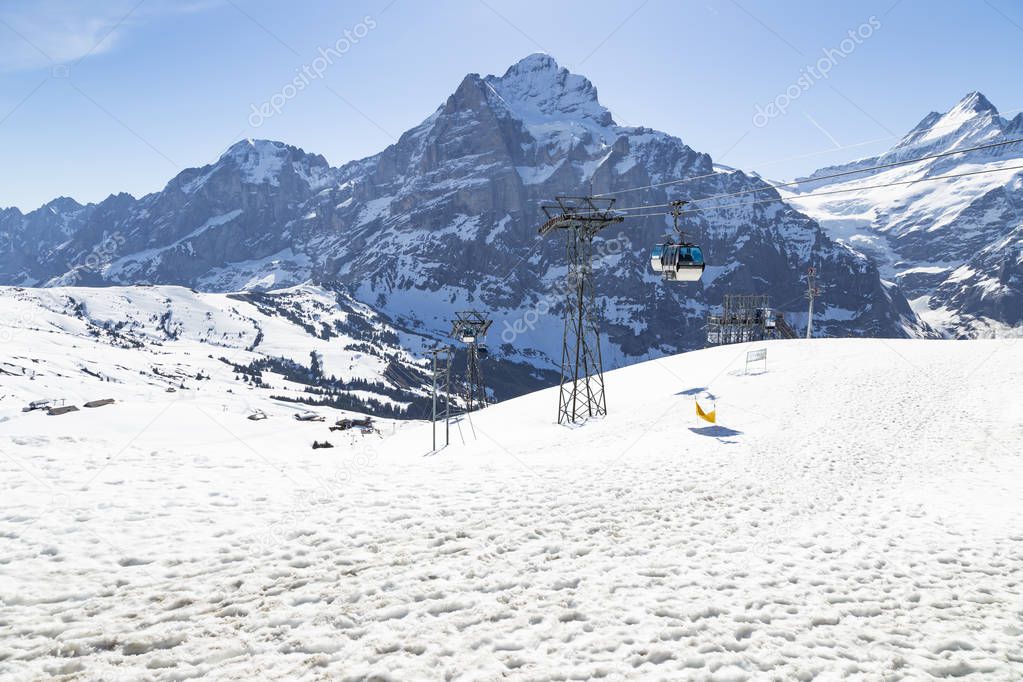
[538,196,623,425]
[450,311,492,412]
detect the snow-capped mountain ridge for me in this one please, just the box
[901,91,1000,148]
[788,91,1023,337]
[482,53,615,149]
[805,91,1023,183]
[2,54,931,399]
[180,138,337,194]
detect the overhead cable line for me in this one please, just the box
[587,137,1023,214]
[613,163,1023,219]
[593,109,1023,199]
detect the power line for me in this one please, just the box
[614,163,1023,219]
[736,104,1023,172]
[593,105,1023,199]
[588,136,1023,214]
[592,167,727,199]
[686,136,1023,207]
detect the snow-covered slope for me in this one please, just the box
[0,283,442,419]
[785,92,1023,337]
[2,338,1021,679]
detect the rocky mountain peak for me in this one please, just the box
[806,92,1014,183]
[221,137,287,159]
[896,91,1003,152]
[167,138,335,195]
[221,139,328,176]
[483,53,614,141]
[950,91,998,116]
[1006,112,1023,134]
[221,139,291,184]
[41,196,84,215]
[502,52,560,75]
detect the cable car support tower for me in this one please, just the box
[429,345,454,450]
[450,311,492,412]
[805,266,821,339]
[538,197,624,425]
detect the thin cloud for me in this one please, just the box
[0,0,222,72]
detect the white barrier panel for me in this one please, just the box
[745,348,767,374]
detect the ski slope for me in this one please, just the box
[1,338,1022,680]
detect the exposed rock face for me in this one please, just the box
[932,220,1023,335]
[1,54,929,396]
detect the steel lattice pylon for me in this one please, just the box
[430,346,454,450]
[539,197,624,425]
[450,311,492,412]
[706,293,798,344]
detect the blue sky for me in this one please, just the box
[0,0,1020,211]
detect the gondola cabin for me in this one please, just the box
[651,242,705,282]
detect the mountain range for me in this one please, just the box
[787,91,1023,337]
[3,54,1019,405]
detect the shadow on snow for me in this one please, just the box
[689,425,742,443]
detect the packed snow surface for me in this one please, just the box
[1,339,1022,680]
